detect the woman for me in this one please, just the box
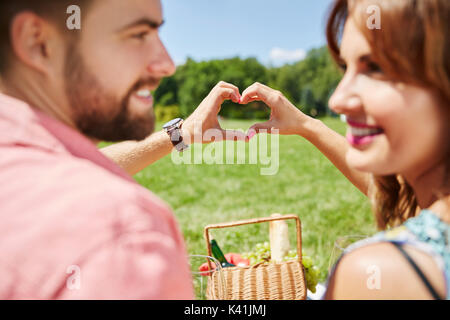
[239,0,449,299]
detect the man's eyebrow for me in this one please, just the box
[118,18,165,32]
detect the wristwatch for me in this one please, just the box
[163,118,189,152]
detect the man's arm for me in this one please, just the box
[100,130,173,176]
[101,81,246,176]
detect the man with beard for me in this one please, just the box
[0,0,244,299]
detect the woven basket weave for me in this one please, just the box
[204,214,307,300]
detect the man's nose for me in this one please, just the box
[147,36,176,78]
[328,73,363,115]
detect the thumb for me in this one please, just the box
[221,129,248,142]
[247,121,276,139]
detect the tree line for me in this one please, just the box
[154,46,342,121]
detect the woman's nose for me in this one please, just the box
[328,74,363,115]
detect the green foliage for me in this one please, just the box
[154,46,343,119]
[270,47,342,117]
[154,77,178,106]
[154,105,181,123]
[177,57,269,119]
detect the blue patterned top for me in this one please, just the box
[328,209,450,299]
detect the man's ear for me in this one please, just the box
[9,11,57,75]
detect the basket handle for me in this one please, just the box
[204,214,302,268]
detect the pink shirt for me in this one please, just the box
[0,93,194,299]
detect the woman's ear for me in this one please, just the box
[9,11,57,75]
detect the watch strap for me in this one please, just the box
[166,126,189,152]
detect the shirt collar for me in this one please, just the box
[0,93,135,183]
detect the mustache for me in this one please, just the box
[128,77,161,96]
[120,76,161,111]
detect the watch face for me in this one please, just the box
[163,118,183,130]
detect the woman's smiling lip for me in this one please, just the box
[346,131,382,147]
[347,119,382,129]
[346,119,384,147]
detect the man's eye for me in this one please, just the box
[338,63,347,72]
[131,32,149,40]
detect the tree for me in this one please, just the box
[153,46,343,119]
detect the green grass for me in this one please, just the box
[130,117,377,283]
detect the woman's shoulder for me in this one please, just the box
[325,209,449,299]
[325,240,446,299]
[345,209,448,260]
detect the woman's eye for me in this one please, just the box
[366,61,382,73]
[338,63,347,72]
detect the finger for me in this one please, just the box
[240,96,260,104]
[241,83,282,107]
[215,81,241,101]
[217,81,241,95]
[221,129,248,142]
[212,87,240,105]
[240,83,265,104]
[246,120,277,138]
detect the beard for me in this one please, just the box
[63,45,156,142]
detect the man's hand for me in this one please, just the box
[102,81,371,196]
[240,82,313,138]
[182,81,247,144]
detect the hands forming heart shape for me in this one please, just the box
[181,81,311,144]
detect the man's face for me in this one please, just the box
[64,0,175,141]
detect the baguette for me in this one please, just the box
[269,214,290,263]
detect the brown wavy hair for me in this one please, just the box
[326,0,450,229]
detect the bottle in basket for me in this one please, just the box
[210,239,235,268]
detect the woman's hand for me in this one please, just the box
[239,82,314,138]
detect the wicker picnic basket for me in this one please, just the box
[203,214,307,300]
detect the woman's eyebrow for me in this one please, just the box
[117,18,165,32]
[339,53,372,65]
[359,54,373,63]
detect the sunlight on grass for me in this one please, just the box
[127,117,376,282]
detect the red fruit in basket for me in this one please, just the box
[224,253,234,264]
[198,253,250,276]
[225,253,250,267]
[198,262,215,276]
[237,257,250,267]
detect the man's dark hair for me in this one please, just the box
[0,0,89,74]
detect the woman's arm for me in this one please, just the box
[240,82,370,196]
[299,117,370,196]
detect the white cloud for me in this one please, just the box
[175,57,187,66]
[269,47,306,66]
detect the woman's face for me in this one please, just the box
[329,18,449,180]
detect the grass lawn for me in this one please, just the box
[129,117,377,283]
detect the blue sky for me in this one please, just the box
[159,0,334,66]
